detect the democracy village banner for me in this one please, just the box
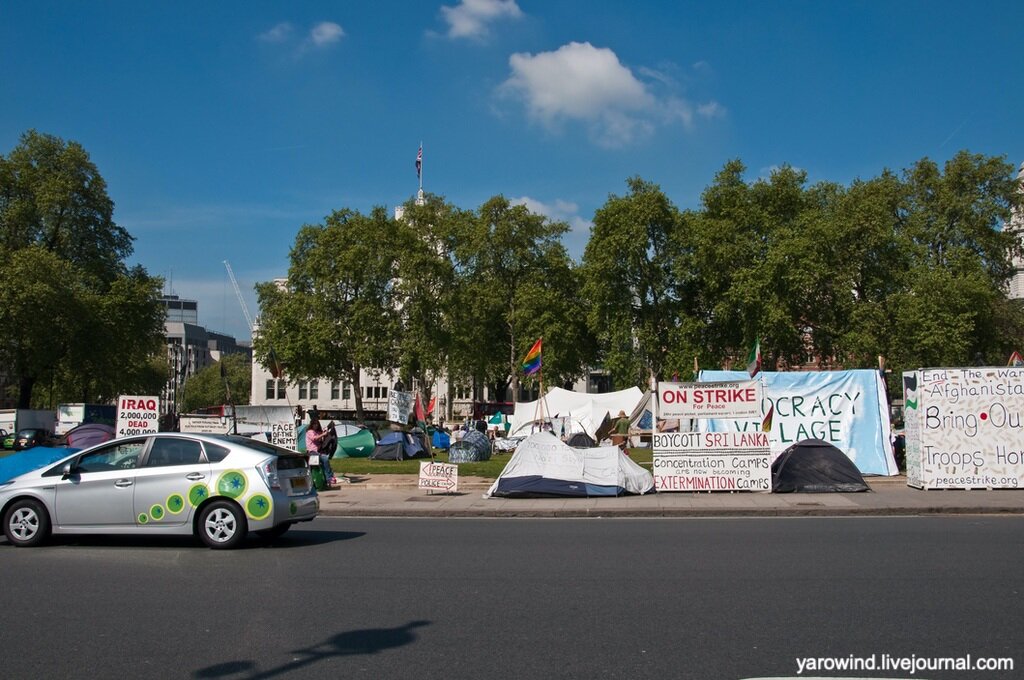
[904,367,1024,489]
[654,380,772,492]
[698,370,898,476]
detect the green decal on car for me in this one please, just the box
[138,513,149,524]
[150,504,165,521]
[246,493,273,520]
[188,483,209,507]
[289,501,297,516]
[166,493,185,514]
[216,470,248,498]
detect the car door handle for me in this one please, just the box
[115,479,134,488]
[186,473,206,481]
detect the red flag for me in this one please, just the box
[414,393,426,422]
[427,396,436,415]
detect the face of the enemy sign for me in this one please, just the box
[658,380,762,420]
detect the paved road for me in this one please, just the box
[2,517,1021,680]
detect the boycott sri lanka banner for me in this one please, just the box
[698,370,898,476]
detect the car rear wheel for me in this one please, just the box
[3,498,51,547]
[197,500,247,549]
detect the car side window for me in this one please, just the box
[144,438,204,467]
[203,442,231,463]
[76,441,147,473]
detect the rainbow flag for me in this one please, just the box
[522,338,542,376]
[761,403,774,432]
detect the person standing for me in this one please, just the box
[321,421,342,486]
[612,410,631,455]
[305,419,328,489]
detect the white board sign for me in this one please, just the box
[271,422,297,450]
[653,431,772,492]
[387,390,414,424]
[418,461,458,493]
[116,396,160,437]
[658,380,762,419]
[179,414,232,434]
[905,367,1024,489]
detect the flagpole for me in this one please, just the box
[419,140,423,194]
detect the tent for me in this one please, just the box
[66,423,115,449]
[771,439,870,493]
[449,429,491,463]
[485,432,654,498]
[336,428,376,458]
[431,429,451,450]
[566,432,596,448]
[370,431,429,460]
[509,386,644,440]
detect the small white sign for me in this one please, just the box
[418,461,458,493]
[116,396,160,437]
[658,380,762,419]
[271,422,297,450]
[179,415,232,434]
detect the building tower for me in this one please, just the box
[1009,162,1024,300]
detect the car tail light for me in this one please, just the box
[257,459,280,490]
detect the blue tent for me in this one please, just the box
[370,431,429,460]
[0,447,78,484]
[431,430,451,450]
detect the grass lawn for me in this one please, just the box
[332,446,653,480]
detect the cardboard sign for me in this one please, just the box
[658,380,762,419]
[653,431,771,492]
[387,390,414,424]
[116,396,159,437]
[418,461,458,492]
[271,422,297,450]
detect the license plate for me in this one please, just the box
[291,477,309,491]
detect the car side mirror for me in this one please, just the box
[62,462,74,478]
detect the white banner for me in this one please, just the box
[653,430,771,492]
[905,367,1024,489]
[418,461,458,492]
[116,396,159,437]
[658,380,762,419]
[179,415,232,434]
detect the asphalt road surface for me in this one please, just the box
[2,516,1022,680]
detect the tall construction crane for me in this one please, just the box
[223,260,254,334]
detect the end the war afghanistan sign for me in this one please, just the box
[698,370,898,476]
[904,367,1024,489]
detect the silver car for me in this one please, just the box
[0,433,319,549]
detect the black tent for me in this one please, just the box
[566,432,596,448]
[370,431,429,460]
[771,439,870,493]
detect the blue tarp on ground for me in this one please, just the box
[0,447,78,484]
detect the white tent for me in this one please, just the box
[484,432,654,498]
[509,386,644,439]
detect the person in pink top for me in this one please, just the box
[305,419,331,486]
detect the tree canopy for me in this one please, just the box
[0,131,165,407]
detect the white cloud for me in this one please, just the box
[440,0,523,41]
[258,22,293,43]
[697,101,726,119]
[510,196,592,234]
[310,21,345,46]
[498,42,723,148]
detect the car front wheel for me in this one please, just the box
[3,498,51,547]
[197,500,248,549]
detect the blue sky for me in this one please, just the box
[3,1,1022,341]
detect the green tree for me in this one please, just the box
[0,131,165,407]
[254,207,399,422]
[452,196,592,402]
[180,353,252,414]
[583,177,689,388]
